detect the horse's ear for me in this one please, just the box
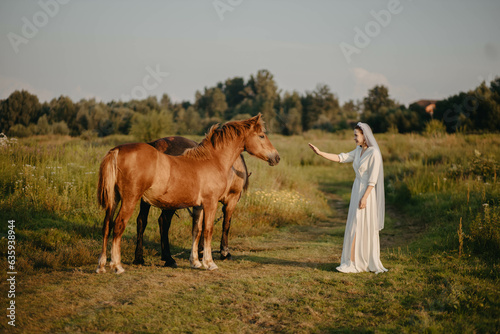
[251,113,265,132]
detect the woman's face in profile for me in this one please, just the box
[354,129,365,147]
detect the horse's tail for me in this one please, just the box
[97,148,119,211]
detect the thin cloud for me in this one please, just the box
[0,75,54,102]
[351,68,420,105]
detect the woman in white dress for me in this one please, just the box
[308,122,387,274]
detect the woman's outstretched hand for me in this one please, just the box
[308,143,321,155]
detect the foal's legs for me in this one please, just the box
[96,203,117,273]
[194,207,205,259]
[110,198,138,274]
[189,206,204,269]
[158,210,177,268]
[220,197,238,260]
[133,200,151,265]
[201,202,218,271]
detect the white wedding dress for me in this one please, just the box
[336,146,388,274]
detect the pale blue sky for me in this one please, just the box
[1,0,499,106]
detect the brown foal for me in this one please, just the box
[133,136,250,268]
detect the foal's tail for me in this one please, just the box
[97,148,119,211]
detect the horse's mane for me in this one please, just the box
[183,117,265,161]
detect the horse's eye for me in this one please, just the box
[259,135,265,139]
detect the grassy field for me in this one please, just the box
[0,131,499,333]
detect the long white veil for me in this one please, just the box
[357,122,385,230]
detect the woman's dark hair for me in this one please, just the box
[354,124,364,134]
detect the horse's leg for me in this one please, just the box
[189,206,203,269]
[158,210,177,268]
[96,203,117,273]
[220,197,237,260]
[201,202,218,271]
[194,207,205,259]
[110,198,137,274]
[133,200,151,265]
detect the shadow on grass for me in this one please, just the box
[0,209,99,239]
[234,254,340,272]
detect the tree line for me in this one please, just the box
[1,69,499,140]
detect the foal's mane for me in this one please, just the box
[183,117,265,161]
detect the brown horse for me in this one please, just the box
[133,136,250,268]
[96,114,279,273]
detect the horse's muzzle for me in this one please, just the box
[268,152,280,166]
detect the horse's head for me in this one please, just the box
[244,114,280,166]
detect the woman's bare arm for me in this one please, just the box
[308,143,340,162]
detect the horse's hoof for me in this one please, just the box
[206,263,218,271]
[190,261,202,269]
[114,266,125,274]
[164,259,178,268]
[96,267,106,274]
[221,253,232,261]
[133,258,145,265]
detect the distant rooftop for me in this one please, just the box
[412,99,438,108]
[411,99,438,114]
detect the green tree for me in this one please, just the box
[472,81,500,132]
[301,84,341,132]
[220,77,246,119]
[0,90,41,133]
[300,93,317,131]
[183,106,203,134]
[362,85,396,115]
[232,99,254,119]
[75,107,90,133]
[278,91,303,135]
[195,87,228,119]
[312,84,341,131]
[342,99,361,120]
[113,107,134,135]
[48,96,76,130]
[160,93,172,110]
[251,70,279,131]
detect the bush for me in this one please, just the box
[37,115,51,135]
[447,150,499,182]
[8,124,32,137]
[130,110,173,142]
[424,119,447,137]
[52,121,70,135]
[467,204,500,260]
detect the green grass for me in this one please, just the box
[0,132,499,333]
